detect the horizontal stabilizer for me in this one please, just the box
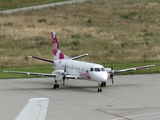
[28,55,54,63]
[71,53,88,60]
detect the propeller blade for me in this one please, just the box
[111,64,113,70]
[64,65,66,72]
[111,77,114,84]
[63,64,67,86]
[63,77,65,86]
[110,74,114,84]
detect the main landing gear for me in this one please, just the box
[101,82,106,87]
[53,80,59,89]
[97,82,106,92]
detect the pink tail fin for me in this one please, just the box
[51,32,70,60]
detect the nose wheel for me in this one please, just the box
[97,82,106,92]
[97,88,102,92]
[97,83,102,92]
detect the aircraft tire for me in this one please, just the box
[53,84,56,89]
[97,89,99,92]
[97,88,102,92]
[100,89,102,92]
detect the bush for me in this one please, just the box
[37,19,47,23]
[4,22,13,26]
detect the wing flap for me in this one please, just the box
[4,71,56,77]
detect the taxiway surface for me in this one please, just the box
[0,74,160,120]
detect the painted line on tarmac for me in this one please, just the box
[89,102,97,105]
[123,94,131,97]
[107,98,115,101]
[72,106,81,109]
[53,111,62,114]
[109,111,160,120]
[155,86,160,89]
[139,90,147,92]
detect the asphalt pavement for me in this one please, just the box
[0,74,160,120]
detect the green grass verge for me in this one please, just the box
[0,0,68,11]
[1,65,53,79]
[0,61,159,79]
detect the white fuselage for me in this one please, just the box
[53,59,109,83]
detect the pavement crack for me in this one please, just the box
[94,109,132,120]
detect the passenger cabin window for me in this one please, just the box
[95,68,100,72]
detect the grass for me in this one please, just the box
[0,0,68,11]
[0,0,160,78]
[1,65,53,79]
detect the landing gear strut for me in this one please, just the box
[53,80,59,89]
[101,82,106,87]
[97,82,106,92]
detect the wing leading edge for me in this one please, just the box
[106,65,155,73]
[115,65,155,73]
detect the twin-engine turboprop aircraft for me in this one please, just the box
[4,32,155,92]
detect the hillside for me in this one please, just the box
[0,0,160,69]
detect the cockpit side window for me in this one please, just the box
[95,68,101,72]
[101,68,105,71]
[90,68,94,71]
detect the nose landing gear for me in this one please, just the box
[97,87,102,92]
[97,82,106,92]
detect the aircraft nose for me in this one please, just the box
[90,72,109,82]
[100,73,108,81]
[94,72,108,82]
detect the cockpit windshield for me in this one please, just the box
[101,68,105,71]
[90,67,105,72]
[95,68,101,72]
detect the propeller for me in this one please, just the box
[110,65,114,84]
[62,65,67,86]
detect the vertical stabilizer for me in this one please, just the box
[51,32,70,60]
[14,98,49,120]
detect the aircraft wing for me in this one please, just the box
[4,70,78,80]
[15,98,49,120]
[4,71,56,77]
[114,65,155,73]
